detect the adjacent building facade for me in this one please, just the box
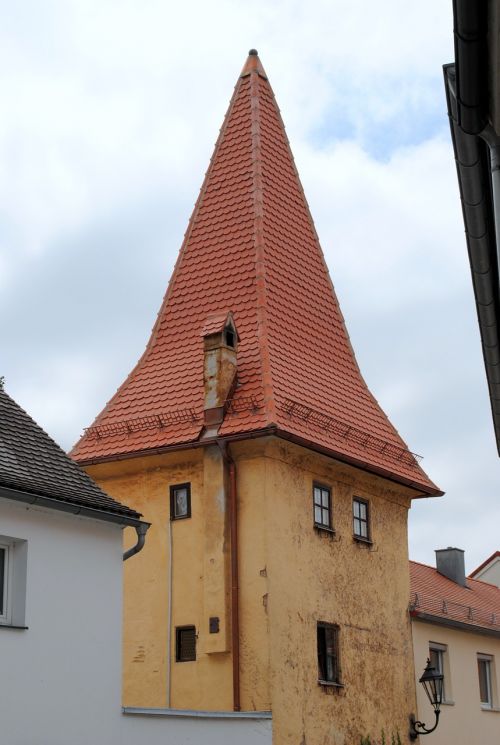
[0,385,144,745]
[470,551,500,587]
[410,549,500,745]
[72,51,441,744]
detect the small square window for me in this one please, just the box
[176,626,196,662]
[478,655,494,708]
[353,498,370,540]
[317,622,341,684]
[170,483,191,520]
[313,484,332,530]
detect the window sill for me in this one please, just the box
[353,536,373,546]
[0,623,28,630]
[481,705,500,713]
[318,680,344,688]
[441,700,455,707]
[314,525,335,536]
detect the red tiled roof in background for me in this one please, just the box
[71,51,440,496]
[469,551,500,579]
[410,560,500,634]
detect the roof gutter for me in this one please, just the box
[445,0,500,453]
[0,484,147,530]
[411,609,500,639]
[77,426,440,496]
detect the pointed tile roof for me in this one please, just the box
[72,51,440,496]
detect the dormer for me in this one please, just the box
[201,312,239,426]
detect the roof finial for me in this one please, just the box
[241,49,267,79]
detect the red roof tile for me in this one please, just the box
[410,560,500,633]
[71,51,440,495]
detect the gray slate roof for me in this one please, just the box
[0,387,140,521]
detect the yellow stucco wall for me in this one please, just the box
[86,435,419,743]
[412,619,500,744]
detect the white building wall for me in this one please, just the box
[0,496,272,745]
[473,557,500,588]
[412,619,500,745]
[0,496,125,745]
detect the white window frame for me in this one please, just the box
[0,541,13,625]
[313,483,332,531]
[478,654,494,709]
[429,642,452,704]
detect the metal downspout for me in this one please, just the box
[122,521,150,561]
[217,440,241,712]
[166,519,173,708]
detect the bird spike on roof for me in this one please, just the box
[71,51,441,496]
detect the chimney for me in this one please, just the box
[435,547,467,587]
[202,312,239,427]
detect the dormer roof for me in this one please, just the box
[201,311,239,340]
[71,51,440,496]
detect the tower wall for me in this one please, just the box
[86,436,417,742]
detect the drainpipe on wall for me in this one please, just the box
[123,521,150,561]
[218,440,241,712]
[166,519,173,708]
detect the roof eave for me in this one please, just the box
[444,62,500,455]
[411,608,500,638]
[0,484,145,529]
[75,426,442,496]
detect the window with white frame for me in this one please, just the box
[353,497,370,540]
[478,654,494,708]
[0,543,10,624]
[313,483,332,530]
[0,537,28,628]
[429,643,449,703]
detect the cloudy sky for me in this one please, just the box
[1,0,498,572]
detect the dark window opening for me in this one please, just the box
[313,483,331,530]
[176,626,196,662]
[353,498,370,540]
[170,483,191,520]
[317,622,340,684]
[225,328,235,348]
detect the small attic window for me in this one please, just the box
[225,328,235,348]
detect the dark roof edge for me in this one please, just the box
[444,63,500,455]
[76,426,442,496]
[410,609,500,639]
[274,429,442,497]
[0,485,147,529]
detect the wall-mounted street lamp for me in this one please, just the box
[410,658,444,739]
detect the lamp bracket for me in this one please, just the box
[409,710,440,740]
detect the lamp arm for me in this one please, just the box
[409,710,440,740]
